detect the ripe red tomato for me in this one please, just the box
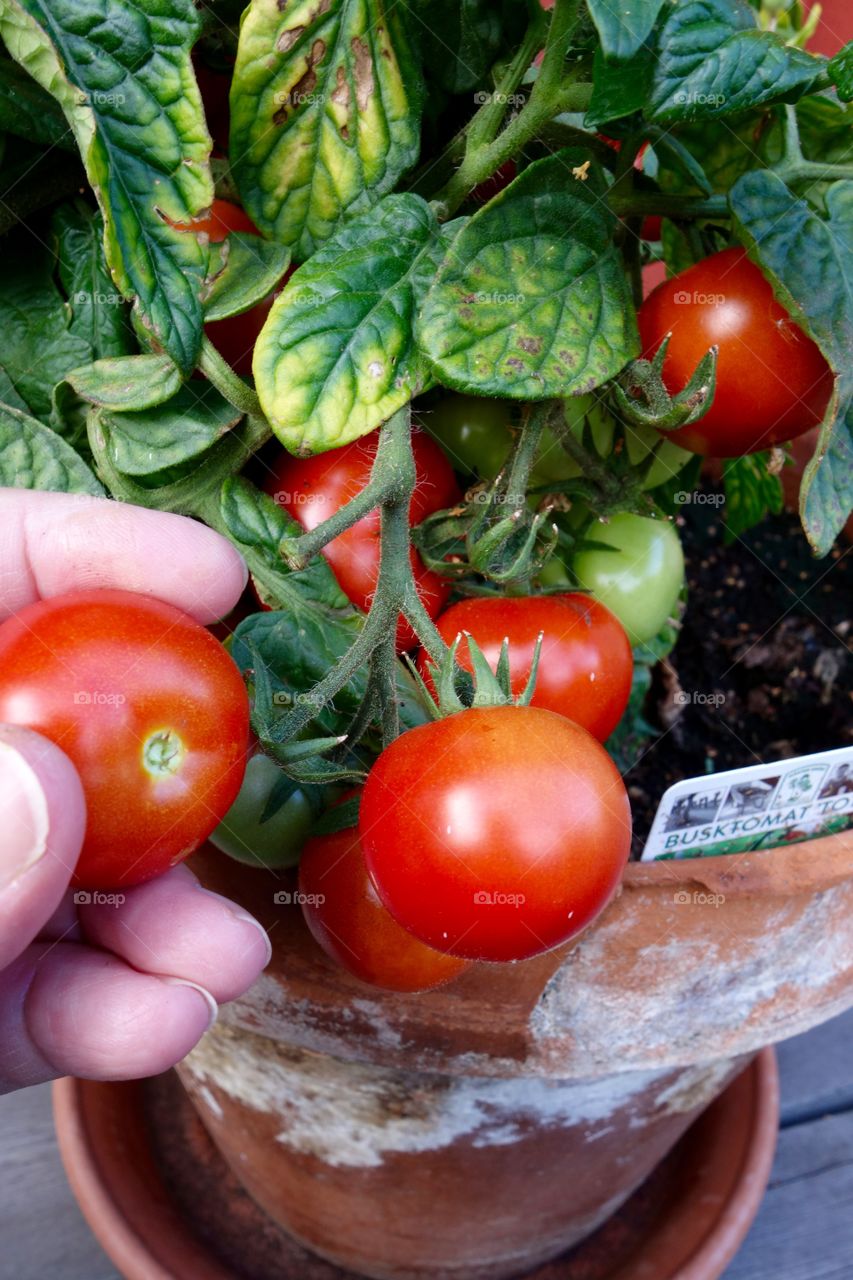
[265,427,460,651]
[0,589,250,889]
[638,248,833,456]
[171,197,260,243]
[471,160,517,204]
[299,824,471,991]
[360,706,631,962]
[417,594,633,742]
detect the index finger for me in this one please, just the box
[0,489,247,623]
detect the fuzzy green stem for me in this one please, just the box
[435,0,588,216]
[198,336,263,417]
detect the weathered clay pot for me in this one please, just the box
[178,832,853,1280]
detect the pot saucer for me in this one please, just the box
[53,1048,778,1280]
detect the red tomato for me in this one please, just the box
[640,215,662,241]
[471,160,517,204]
[638,248,833,456]
[360,706,631,962]
[0,590,250,889]
[171,197,260,243]
[417,594,633,742]
[299,825,471,991]
[265,428,460,651]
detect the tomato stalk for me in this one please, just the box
[258,410,453,752]
[197,335,263,417]
[433,0,591,217]
[776,104,853,185]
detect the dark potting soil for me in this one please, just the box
[626,492,852,857]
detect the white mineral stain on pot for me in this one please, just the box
[183,1024,729,1169]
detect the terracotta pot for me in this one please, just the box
[178,832,853,1280]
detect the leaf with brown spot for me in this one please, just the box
[230,0,422,261]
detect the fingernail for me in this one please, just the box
[0,740,50,891]
[196,886,273,968]
[161,977,219,1032]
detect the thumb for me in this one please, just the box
[0,726,86,970]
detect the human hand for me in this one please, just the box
[0,490,269,1093]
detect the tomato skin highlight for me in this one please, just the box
[638,248,833,457]
[264,427,460,651]
[299,826,471,991]
[572,513,685,647]
[418,594,633,742]
[360,706,631,962]
[0,589,250,889]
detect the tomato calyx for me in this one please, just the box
[410,631,543,721]
[613,334,719,435]
[142,728,186,779]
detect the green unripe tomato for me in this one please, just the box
[210,752,319,868]
[572,512,685,646]
[420,394,513,478]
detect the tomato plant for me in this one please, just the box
[265,426,460,651]
[572,514,685,646]
[360,706,632,962]
[0,589,250,889]
[638,249,834,457]
[0,0,850,981]
[418,594,632,742]
[299,823,471,991]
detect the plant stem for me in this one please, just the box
[198,336,263,417]
[434,0,588,216]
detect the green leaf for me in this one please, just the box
[648,0,823,124]
[0,0,214,374]
[417,151,639,399]
[255,195,460,453]
[52,201,133,360]
[409,0,522,95]
[722,453,784,541]
[828,41,853,102]
[229,0,422,260]
[220,475,349,610]
[730,171,852,554]
[0,231,91,421]
[0,50,73,149]
[587,0,665,61]
[204,233,291,322]
[0,400,103,495]
[62,354,183,411]
[101,385,243,486]
[584,44,654,128]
